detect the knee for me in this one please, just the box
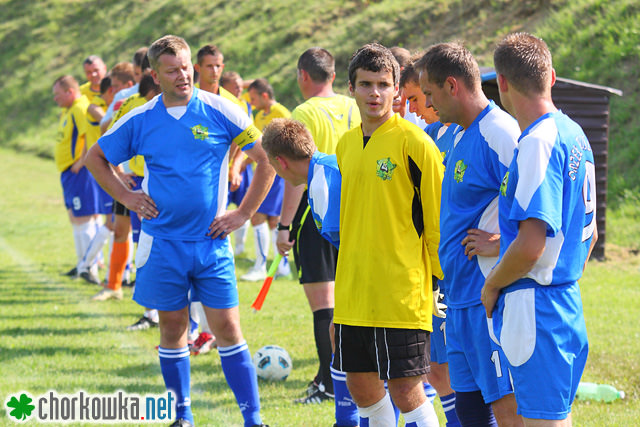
[426,363,453,395]
[491,394,522,427]
[159,313,189,345]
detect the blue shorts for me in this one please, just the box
[489,283,588,420]
[430,315,448,364]
[61,167,104,217]
[129,176,144,244]
[133,231,238,311]
[257,175,284,217]
[447,303,513,403]
[96,185,113,215]
[228,164,253,207]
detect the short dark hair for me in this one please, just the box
[414,42,480,90]
[110,62,135,85]
[148,35,190,70]
[297,48,335,83]
[196,44,223,65]
[348,43,399,87]
[248,78,274,100]
[399,52,424,88]
[139,74,160,98]
[99,76,111,94]
[220,71,241,87]
[262,118,315,160]
[390,46,411,68]
[83,55,103,66]
[133,47,148,68]
[494,32,553,95]
[53,75,79,91]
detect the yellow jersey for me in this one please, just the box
[254,102,291,131]
[291,95,360,154]
[54,96,90,172]
[334,114,444,330]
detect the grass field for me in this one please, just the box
[1,147,639,426]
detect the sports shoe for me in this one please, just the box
[191,332,217,355]
[169,419,193,427]
[92,287,123,301]
[127,316,158,331]
[122,279,135,288]
[240,265,267,282]
[79,269,100,285]
[295,388,334,404]
[62,267,77,277]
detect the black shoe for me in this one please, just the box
[79,270,100,285]
[294,388,334,404]
[252,425,269,427]
[122,279,135,288]
[62,267,77,277]
[169,419,193,427]
[305,379,320,397]
[126,316,158,331]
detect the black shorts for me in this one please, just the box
[112,200,130,217]
[332,324,431,380]
[291,192,337,284]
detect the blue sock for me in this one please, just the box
[423,382,437,403]
[158,346,193,424]
[331,364,358,426]
[440,392,461,427]
[219,342,261,427]
[455,390,497,426]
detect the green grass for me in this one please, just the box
[2,147,640,425]
[2,0,639,202]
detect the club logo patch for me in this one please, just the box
[191,124,209,140]
[376,157,397,181]
[500,171,509,196]
[454,159,467,183]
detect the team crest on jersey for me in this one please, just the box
[191,124,209,140]
[454,160,467,183]
[376,157,397,181]
[500,172,509,196]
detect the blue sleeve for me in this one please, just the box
[98,117,137,167]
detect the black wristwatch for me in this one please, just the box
[277,222,290,231]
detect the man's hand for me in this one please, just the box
[120,189,158,221]
[70,159,84,174]
[462,229,500,260]
[481,277,500,318]
[208,209,251,240]
[276,229,294,256]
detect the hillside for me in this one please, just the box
[1,0,638,199]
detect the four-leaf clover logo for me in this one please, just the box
[5,392,35,422]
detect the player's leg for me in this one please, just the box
[196,238,263,426]
[241,212,269,281]
[93,207,130,300]
[133,234,194,425]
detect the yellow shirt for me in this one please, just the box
[81,82,107,150]
[55,96,90,172]
[291,95,360,154]
[334,114,444,330]
[109,93,148,177]
[254,102,291,131]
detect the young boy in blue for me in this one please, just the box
[260,118,357,427]
[483,32,597,424]
[86,35,274,427]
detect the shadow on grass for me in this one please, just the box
[0,326,95,336]
[0,345,95,361]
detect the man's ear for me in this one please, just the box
[348,81,354,96]
[497,73,509,93]
[193,63,200,74]
[550,68,556,87]
[445,76,458,96]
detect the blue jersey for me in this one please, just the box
[426,122,463,161]
[308,152,341,249]
[498,111,596,290]
[439,102,520,308]
[99,88,260,240]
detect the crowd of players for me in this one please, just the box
[52,32,597,427]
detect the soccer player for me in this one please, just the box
[80,55,107,104]
[399,57,462,427]
[276,47,361,404]
[53,75,100,278]
[240,78,292,281]
[222,71,253,116]
[482,32,597,426]
[390,46,428,130]
[85,35,273,427]
[261,118,356,427]
[332,42,444,426]
[416,43,523,426]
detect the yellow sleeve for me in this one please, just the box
[233,124,262,150]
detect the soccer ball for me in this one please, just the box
[252,345,292,381]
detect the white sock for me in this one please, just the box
[234,220,249,253]
[358,392,396,427]
[72,219,97,265]
[77,224,112,272]
[253,222,269,269]
[402,399,439,427]
[192,301,211,334]
[145,309,159,323]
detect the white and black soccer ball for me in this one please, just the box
[252,345,292,381]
